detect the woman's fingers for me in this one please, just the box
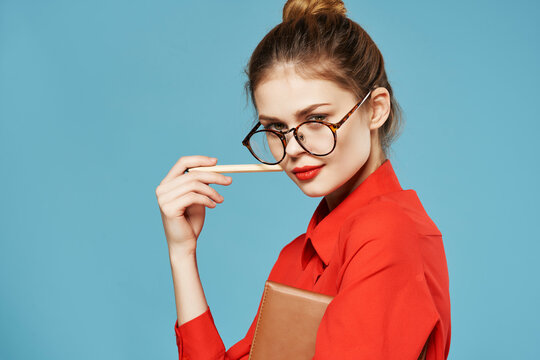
[181,169,233,186]
[161,155,217,185]
[161,192,216,218]
[157,170,232,197]
[155,155,232,250]
[159,180,225,206]
[155,155,233,225]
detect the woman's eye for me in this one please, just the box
[309,115,327,121]
[266,122,286,131]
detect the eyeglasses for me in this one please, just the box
[242,90,372,165]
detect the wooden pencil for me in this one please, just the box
[187,164,283,174]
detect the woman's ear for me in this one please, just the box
[368,87,391,130]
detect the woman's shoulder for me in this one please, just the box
[269,189,444,277]
[337,190,443,260]
[349,189,443,237]
[340,198,418,245]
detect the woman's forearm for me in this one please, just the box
[169,247,209,326]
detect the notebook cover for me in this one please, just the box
[248,280,429,360]
[248,280,334,360]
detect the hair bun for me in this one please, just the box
[282,0,347,22]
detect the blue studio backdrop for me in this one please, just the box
[1,1,539,359]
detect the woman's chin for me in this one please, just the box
[296,182,330,198]
[285,170,333,197]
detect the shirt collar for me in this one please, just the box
[301,159,403,270]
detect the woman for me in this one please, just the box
[155,0,451,359]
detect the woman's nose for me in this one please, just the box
[284,132,306,157]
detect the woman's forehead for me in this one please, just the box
[254,70,352,116]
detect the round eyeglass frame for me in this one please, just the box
[241,90,372,165]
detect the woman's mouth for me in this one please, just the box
[293,165,324,181]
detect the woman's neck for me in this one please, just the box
[324,153,386,212]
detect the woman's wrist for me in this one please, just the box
[168,246,208,326]
[168,244,197,263]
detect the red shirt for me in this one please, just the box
[174,159,451,359]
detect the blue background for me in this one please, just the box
[1,0,538,359]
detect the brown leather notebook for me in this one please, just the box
[248,280,429,360]
[248,280,334,360]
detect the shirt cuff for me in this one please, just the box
[174,306,226,360]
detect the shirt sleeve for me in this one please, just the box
[174,306,228,360]
[313,204,442,360]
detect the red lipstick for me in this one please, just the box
[292,165,324,181]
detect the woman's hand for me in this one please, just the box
[155,155,232,256]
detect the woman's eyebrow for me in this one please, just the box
[258,103,331,122]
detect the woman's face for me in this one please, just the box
[253,64,389,207]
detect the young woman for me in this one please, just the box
[155,0,451,359]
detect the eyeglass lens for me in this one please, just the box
[248,122,334,164]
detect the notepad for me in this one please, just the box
[248,280,429,360]
[248,280,334,360]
